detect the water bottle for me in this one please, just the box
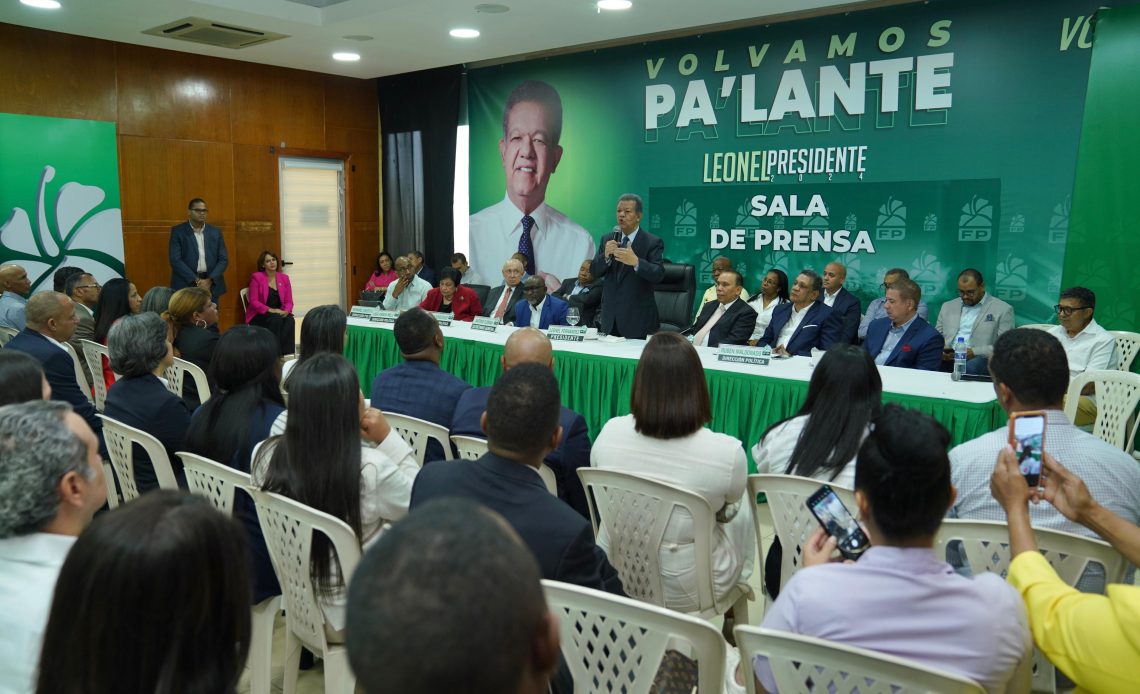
[952,336,968,381]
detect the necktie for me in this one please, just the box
[518,215,536,275]
[616,235,631,275]
[693,304,727,347]
[493,286,513,320]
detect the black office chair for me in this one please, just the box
[467,284,491,308]
[653,262,696,332]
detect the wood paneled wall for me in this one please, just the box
[0,24,380,329]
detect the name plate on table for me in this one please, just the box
[430,312,453,327]
[548,326,587,342]
[369,310,399,324]
[349,306,376,319]
[716,345,770,366]
[471,316,500,333]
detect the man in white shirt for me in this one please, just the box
[1047,286,1117,426]
[0,264,31,331]
[168,198,228,300]
[0,400,106,693]
[514,275,569,330]
[936,268,1015,375]
[820,261,862,344]
[469,80,595,292]
[382,255,431,312]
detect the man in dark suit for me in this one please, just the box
[370,308,471,461]
[64,271,99,384]
[410,250,437,287]
[169,198,228,300]
[415,363,623,595]
[514,276,570,330]
[482,258,526,324]
[759,269,840,356]
[6,292,102,442]
[589,194,665,339]
[864,277,943,370]
[554,259,602,328]
[821,261,862,344]
[682,269,757,347]
[450,328,592,517]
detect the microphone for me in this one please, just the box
[606,226,621,264]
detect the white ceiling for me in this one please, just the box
[0,0,888,79]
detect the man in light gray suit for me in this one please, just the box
[935,269,1014,375]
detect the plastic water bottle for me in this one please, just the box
[952,336,968,381]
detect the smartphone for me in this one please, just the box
[805,485,870,561]
[1009,411,1047,486]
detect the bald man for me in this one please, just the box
[0,264,32,331]
[450,328,591,517]
[820,261,862,344]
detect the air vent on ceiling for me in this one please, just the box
[283,0,352,7]
[143,17,289,50]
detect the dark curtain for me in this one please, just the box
[377,65,463,278]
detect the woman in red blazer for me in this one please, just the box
[418,267,483,321]
[246,250,296,355]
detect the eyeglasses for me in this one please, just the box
[1054,304,1090,316]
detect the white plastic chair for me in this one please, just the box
[450,434,488,460]
[61,342,95,405]
[544,579,726,694]
[735,626,985,694]
[79,339,111,411]
[1110,330,1140,371]
[577,468,752,622]
[248,488,359,694]
[179,453,279,694]
[1019,323,1055,331]
[97,414,178,502]
[163,356,212,403]
[0,325,16,346]
[240,287,250,317]
[748,474,858,604]
[935,518,1127,693]
[383,411,454,465]
[1063,369,1140,450]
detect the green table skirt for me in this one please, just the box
[346,324,1004,471]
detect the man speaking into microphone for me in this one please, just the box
[590,194,665,339]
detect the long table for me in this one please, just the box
[345,318,1004,468]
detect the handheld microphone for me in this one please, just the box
[606,226,621,264]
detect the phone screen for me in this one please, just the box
[806,485,870,561]
[1010,413,1046,486]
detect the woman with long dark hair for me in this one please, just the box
[162,287,219,408]
[92,277,142,389]
[280,304,346,386]
[746,268,789,338]
[253,352,418,632]
[364,251,397,293]
[0,350,49,405]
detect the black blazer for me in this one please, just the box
[554,278,603,329]
[6,328,101,436]
[481,284,525,324]
[104,374,193,493]
[417,265,437,287]
[682,299,758,347]
[169,221,228,296]
[173,324,219,409]
[589,228,666,339]
[411,453,625,595]
[825,287,862,344]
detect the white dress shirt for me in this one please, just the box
[752,415,859,489]
[822,289,840,307]
[528,297,546,329]
[747,296,787,337]
[381,275,431,312]
[192,225,207,273]
[1048,319,1118,378]
[469,196,596,288]
[956,301,982,343]
[776,302,811,347]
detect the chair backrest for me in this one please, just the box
[544,579,726,694]
[748,474,858,593]
[1018,323,1054,331]
[97,414,179,501]
[1109,330,1140,371]
[577,467,717,610]
[468,283,491,307]
[383,411,453,465]
[240,287,250,315]
[1063,369,1140,450]
[735,626,985,694]
[61,342,95,405]
[450,434,488,460]
[652,262,696,332]
[0,325,16,346]
[79,339,110,411]
[163,356,212,403]
[179,452,251,516]
[247,488,361,655]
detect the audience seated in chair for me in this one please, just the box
[347,498,560,694]
[0,400,105,694]
[35,491,251,694]
[513,275,569,330]
[1048,286,1117,426]
[745,268,789,342]
[280,304,347,394]
[862,277,942,370]
[64,270,99,384]
[757,269,840,357]
[749,404,1031,694]
[162,287,219,409]
[934,268,1014,376]
[418,266,483,322]
[681,269,756,347]
[139,286,175,315]
[0,350,50,406]
[553,259,602,329]
[92,277,142,391]
[819,261,862,345]
[0,263,30,331]
[857,267,928,341]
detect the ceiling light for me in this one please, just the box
[20,0,62,8]
[474,3,510,13]
[597,0,632,10]
[449,28,480,38]
[332,52,360,62]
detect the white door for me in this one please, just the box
[279,158,346,330]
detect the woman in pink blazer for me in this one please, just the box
[246,250,296,355]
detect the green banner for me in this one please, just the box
[0,114,125,290]
[469,0,1110,322]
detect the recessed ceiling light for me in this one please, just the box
[342,35,374,42]
[449,28,480,39]
[332,52,361,62]
[597,0,632,10]
[474,3,510,13]
[20,0,62,8]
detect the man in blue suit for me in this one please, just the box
[513,276,569,330]
[758,269,841,357]
[169,198,228,300]
[589,194,665,339]
[821,261,862,344]
[864,277,943,370]
[451,328,591,517]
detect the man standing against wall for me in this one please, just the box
[169,198,228,301]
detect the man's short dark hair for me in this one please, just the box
[884,268,910,280]
[393,308,438,355]
[799,268,822,294]
[855,404,952,541]
[989,328,1069,408]
[958,268,984,284]
[187,198,205,210]
[891,277,922,304]
[53,266,85,294]
[347,498,547,694]
[64,272,92,297]
[485,364,561,458]
[619,193,643,214]
[450,252,468,264]
[1060,286,1096,312]
[409,250,425,262]
[502,80,563,146]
